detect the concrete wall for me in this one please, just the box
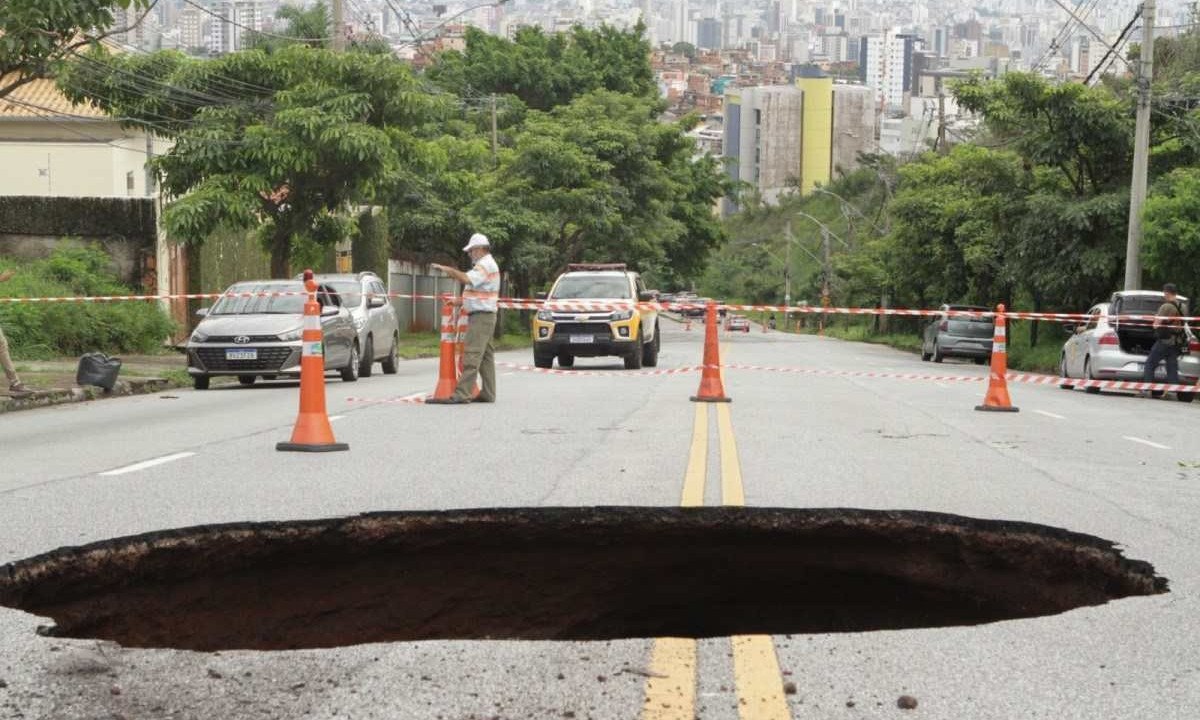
[796,76,833,194]
[388,260,459,333]
[832,85,876,175]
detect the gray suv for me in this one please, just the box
[186,280,360,390]
[308,272,400,377]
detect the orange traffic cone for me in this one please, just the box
[431,298,458,400]
[277,270,349,452]
[976,303,1019,413]
[690,302,731,403]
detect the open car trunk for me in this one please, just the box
[1113,295,1182,356]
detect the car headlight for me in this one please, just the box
[612,310,634,321]
[277,328,303,342]
[189,330,208,343]
[536,310,554,321]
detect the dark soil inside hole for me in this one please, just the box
[0,507,1167,651]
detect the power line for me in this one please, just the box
[1086,8,1142,84]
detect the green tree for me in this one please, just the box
[671,41,697,60]
[0,0,152,99]
[427,23,656,111]
[247,2,331,50]
[1143,167,1200,297]
[60,45,437,277]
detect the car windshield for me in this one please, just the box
[209,283,307,315]
[329,282,362,308]
[550,276,632,300]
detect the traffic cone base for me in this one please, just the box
[277,441,351,452]
[690,301,731,402]
[974,404,1018,413]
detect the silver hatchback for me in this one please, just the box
[921,305,994,364]
[186,280,360,390]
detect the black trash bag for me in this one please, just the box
[76,353,122,391]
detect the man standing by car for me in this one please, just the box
[0,270,32,398]
[428,233,500,404]
[1143,283,1187,395]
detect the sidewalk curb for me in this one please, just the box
[0,377,182,414]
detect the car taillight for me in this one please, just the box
[1191,340,1200,353]
[938,320,948,331]
[1099,332,1119,346]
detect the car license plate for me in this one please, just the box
[569,335,594,344]
[225,349,258,361]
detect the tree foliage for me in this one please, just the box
[426,23,656,111]
[0,0,152,99]
[60,45,437,277]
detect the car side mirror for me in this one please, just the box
[320,305,340,317]
[639,291,657,301]
[535,291,548,300]
[195,308,209,317]
[368,296,387,309]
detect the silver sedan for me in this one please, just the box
[1059,302,1200,395]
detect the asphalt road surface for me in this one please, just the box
[2,319,1199,719]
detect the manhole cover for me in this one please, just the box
[0,507,1166,651]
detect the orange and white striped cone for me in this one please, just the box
[277,269,349,452]
[454,306,480,399]
[975,303,1019,413]
[690,302,731,403]
[431,298,458,400]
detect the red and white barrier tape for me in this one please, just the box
[2,290,1196,326]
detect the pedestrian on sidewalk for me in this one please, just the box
[0,270,32,398]
[1142,282,1188,398]
[428,233,500,404]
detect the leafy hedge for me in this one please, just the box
[0,247,176,359]
[0,196,157,241]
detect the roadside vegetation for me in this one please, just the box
[0,248,175,359]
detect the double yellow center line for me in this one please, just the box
[641,403,791,720]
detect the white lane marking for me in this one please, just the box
[1123,436,1171,451]
[1033,410,1066,420]
[329,415,346,422]
[99,452,195,477]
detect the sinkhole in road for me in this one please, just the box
[0,507,1167,652]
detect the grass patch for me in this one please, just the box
[398,331,532,360]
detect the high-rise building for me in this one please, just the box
[932,26,950,57]
[722,80,836,212]
[209,0,263,55]
[697,19,723,50]
[860,31,920,112]
[178,7,205,51]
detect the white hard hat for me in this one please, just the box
[462,233,491,252]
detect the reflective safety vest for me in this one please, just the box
[463,253,500,313]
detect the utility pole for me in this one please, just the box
[332,0,346,51]
[491,94,499,166]
[936,90,947,154]
[782,221,793,309]
[1125,0,1156,290]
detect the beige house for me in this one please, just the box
[0,76,170,198]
